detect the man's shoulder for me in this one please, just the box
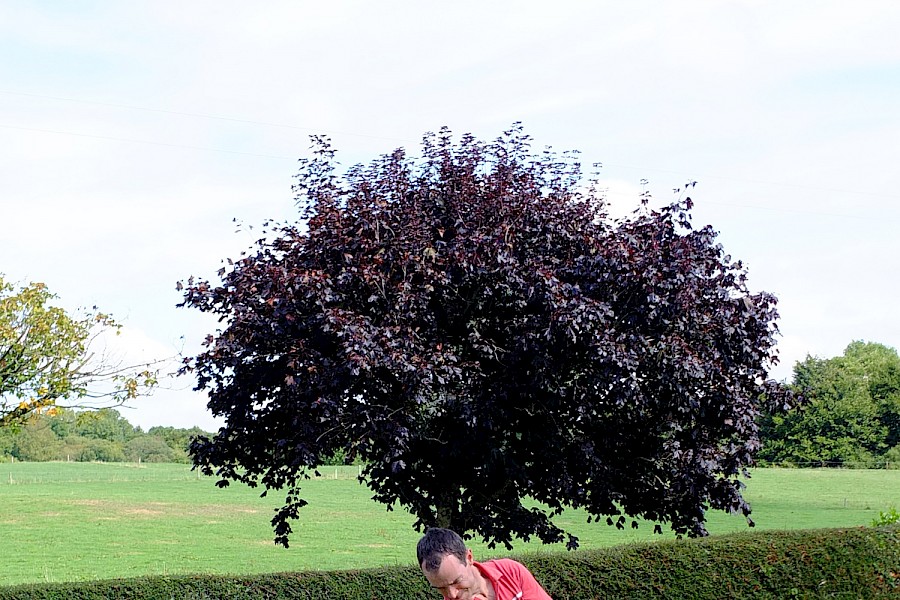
[475,558,551,600]
[476,558,527,576]
[486,558,525,568]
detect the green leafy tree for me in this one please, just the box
[181,125,791,549]
[75,408,137,443]
[58,434,90,462]
[76,437,126,462]
[0,276,160,428]
[47,407,78,438]
[759,341,900,466]
[11,417,63,461]
[147,425,208,457]
[124,436,179,463]
[0,423,15,459]
[858,343,900,450]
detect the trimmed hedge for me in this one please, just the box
[2,526,898,599]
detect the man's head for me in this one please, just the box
[417,528,480,600]
[417,527,468,570]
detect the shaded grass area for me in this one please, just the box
[1,462,898,586]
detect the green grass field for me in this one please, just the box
[1,462,897,586]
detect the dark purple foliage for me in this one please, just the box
[179,125,791,549]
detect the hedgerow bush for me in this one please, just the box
[1,526,897,599]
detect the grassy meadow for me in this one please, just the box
[1,461,897,586]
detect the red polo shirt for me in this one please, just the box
[473,558,552,600]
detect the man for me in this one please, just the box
[417,527,552,600]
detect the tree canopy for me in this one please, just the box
[759,341,900,467]
[180,125,791,549]
[0,275,159,428]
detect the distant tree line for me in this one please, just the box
[2,342,898,469]
[758,341,900,468]
[0,407,209,463]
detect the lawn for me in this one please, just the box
[0,462,896,586]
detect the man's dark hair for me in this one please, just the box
[417,527,467,571]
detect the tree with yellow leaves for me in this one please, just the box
[0,275,159,428]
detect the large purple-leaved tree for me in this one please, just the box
[179,125,791,549]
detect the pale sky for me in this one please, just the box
[2,1,898,430]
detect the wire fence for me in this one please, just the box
[756,459,899,469]
[1,461,366,485]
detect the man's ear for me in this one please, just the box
[465,548,474,565]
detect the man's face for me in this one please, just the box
[421,549,479,600]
